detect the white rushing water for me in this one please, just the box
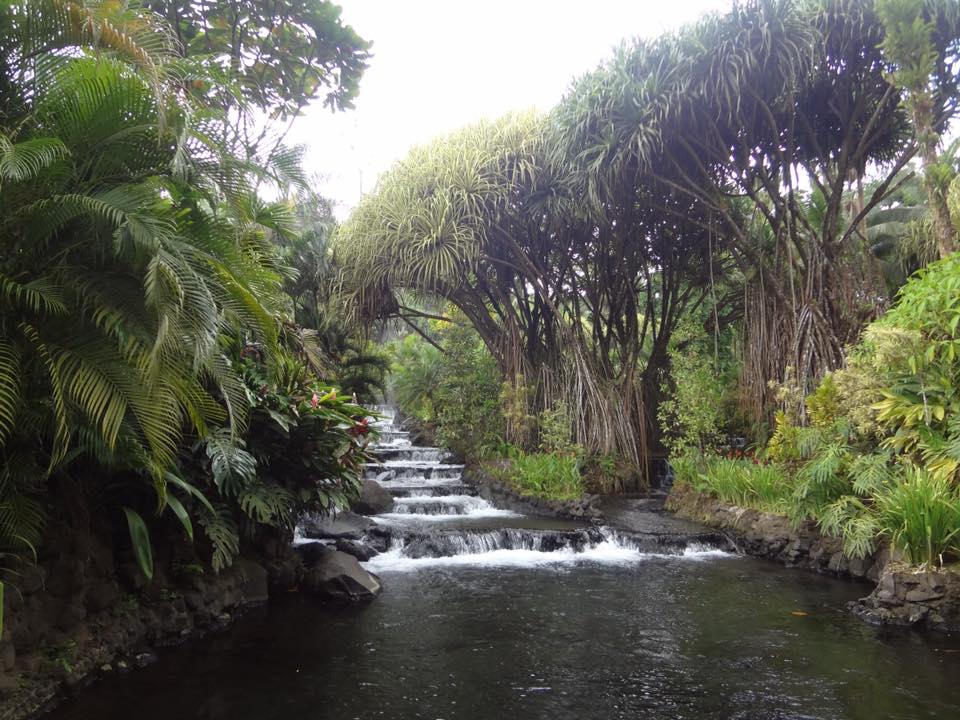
[360,406,734,572]
[364,542,731,573]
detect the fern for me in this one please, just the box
[848,451,896,496]
[816,496,880,559]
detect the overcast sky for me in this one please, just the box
[288,0,730,217]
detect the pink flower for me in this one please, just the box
[310,392,319,408]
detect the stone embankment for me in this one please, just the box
[1,520,379,720]
[666,483,960,631]
[850,564,960,631]
[665,483,888,580]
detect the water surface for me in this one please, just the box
[47,554,960,720]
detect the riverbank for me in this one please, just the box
[1,532,271,720]
[0,521,381,720]
[666,482,960,631]
[665,483,888,580]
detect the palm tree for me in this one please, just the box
[0,3,291,584]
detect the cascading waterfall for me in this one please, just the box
[359,406,734,571]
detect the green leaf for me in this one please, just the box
[122,507,153,580]
[165,494,193,541]
[165,472,215,514]
[267,409,294,432]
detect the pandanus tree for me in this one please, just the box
[553,0,960,424]
[336,113,722,475]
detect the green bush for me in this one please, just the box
[389,318,504,462]
[658,316,728,453]
[870,255,960,479]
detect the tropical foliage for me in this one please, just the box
[0,0,372,605]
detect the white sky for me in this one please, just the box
[288,0,730,217]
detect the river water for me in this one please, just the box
[45,409,960,720]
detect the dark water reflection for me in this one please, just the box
[47,555,960,720]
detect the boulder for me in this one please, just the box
[851,564,960,631]
[298,511,375,540]
[300,550,381,601]
[351,479,394,515]
[295,541,334,566]
[335,539,378,562]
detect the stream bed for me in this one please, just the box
[43,408,960,720]
[45,555,960,720]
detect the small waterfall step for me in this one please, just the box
[363,463,465,481]
[391,496,491,515]
[344,405,736,567]
[372,446,449,463]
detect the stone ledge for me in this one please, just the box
[3,554,271,720]
[850,564,960,631]
[665,483,887,581]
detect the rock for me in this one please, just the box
[0,641,15,673]
[298,511,375,540]
[351,479,394,515]
[264,557,302,591]
[295,541,334,567]
[364,527,393,553]
[851,565,960,631]
[85,581,119,613]
[905,587,944,603]
[335,539,378,562]
[300,550,381,601]
[133,651,157,668]
[234,557,269,605]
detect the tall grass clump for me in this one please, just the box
[681,454,792,514]
[876,469,960,567]
[501,452,583,501]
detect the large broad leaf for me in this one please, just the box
[122,507,153,580]
[165,494,193,541]
[165,471,215,514]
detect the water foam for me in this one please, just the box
[363,541,733,572]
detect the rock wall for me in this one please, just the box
[0,520,309,720]
[464,466,604,522]
[850,564,960,631]
[665,483,888,581]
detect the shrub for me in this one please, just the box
[389,317,504,462]
[538,400,577,454]
[658,315,727,453]
[870,256,960,479]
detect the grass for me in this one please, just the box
[679,454,792,514]
[488,452,584,501]
[674,450,960,567]
[875,468,960,567]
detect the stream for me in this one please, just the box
[45,408,960,720]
